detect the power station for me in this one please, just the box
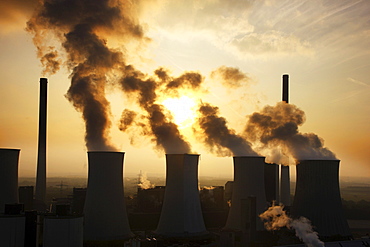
[1,76,366,246]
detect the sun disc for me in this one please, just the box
[161,96,197,128]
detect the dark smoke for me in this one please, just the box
[118,67,201,154]
[119,109,137,132]
[245,102,336,164]
[27,0,145,151]
[194,102,257,156]
[210,66,252,88]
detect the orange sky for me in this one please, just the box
[0,0,369,179]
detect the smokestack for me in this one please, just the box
[291,160,351,239]
[83,152,133,241]
[35,78,47,207]
[282,74,289,103]
[155,154,207,237]
[280,74,291,206]
[0,148,20,213]
[225,156,267,231]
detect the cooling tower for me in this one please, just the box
[83,151,133,241]
[225,156,267,231]
[264,163,279,203]
[155,154,207,237]
[0,148,20,213]
[280,165,291,206]
[35,78,48,206]
[291,160,351,239]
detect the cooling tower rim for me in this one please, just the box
[233,155,265,158]
[165,153,200,156]
[297,159,340,162]
[0,148,20,152]
[87,151,125,154]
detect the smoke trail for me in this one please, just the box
[245,102,336,164]
[138,171,155,190]
[210,66,252,88]
[260,204,324,247]
[27,0,145,151]
[118,67,203,153]
[194,102,257,156]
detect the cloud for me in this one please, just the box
[230,31,313,57]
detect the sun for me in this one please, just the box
[161,96,197,129]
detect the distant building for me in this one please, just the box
[19,186,34,211]
[72,187,86,215]
[137,186,165,213]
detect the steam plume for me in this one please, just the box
[245,102,336,164]
[27,0,145,151]
[259,204,324,247]
[138,171,155,190]
[194,102,257,156]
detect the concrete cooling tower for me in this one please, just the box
[291,159,351,239]
[155,154,207,237]
[0,148,20,213]
[225,156,267,231]
[83,151,133,241]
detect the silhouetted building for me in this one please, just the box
[200,186,225,211]
[0,204,25,246]
[264,163,279,204]
[19,186,34,211]
[83,151,133,241]
[225,156,267,231]
[155,154,207,238]
[72,188,86,215]
[137,186,165,213]
[224,181,233,206]
[0,148,20,213]
[291,159,352,240]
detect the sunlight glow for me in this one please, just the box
[161,96,197,129]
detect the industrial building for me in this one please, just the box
[291,159,352,240]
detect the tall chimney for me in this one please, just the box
[280,74,291,206]
[155,154,207,237]
[83,151,133,241]
[35,78,47,207]
[291,160,351,239]
[282,74,289,103]
[0,148,20,213]
[225,156,267,231]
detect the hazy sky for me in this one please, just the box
[0,0,369,179]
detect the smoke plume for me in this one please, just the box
[194,102,257,156]
[259,204,324,247]
[210,66,252,88]
[118,67,203,154]
[138,171,155,190]
[27,0,145,151]
[245,102,336,164]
